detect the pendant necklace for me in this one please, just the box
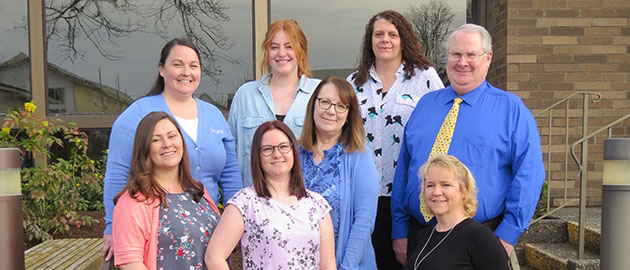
[413,217,467,270]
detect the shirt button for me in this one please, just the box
[197,166,200,170]
[195,147,199,151]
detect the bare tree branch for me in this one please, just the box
[405,0,455,77]
[145,0,238,84]
[43,0,240,83]
[46,0,141,62]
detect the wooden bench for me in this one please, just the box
[25,238,102,270]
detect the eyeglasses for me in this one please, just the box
[448,52,487,63]
[259,142,293,156]
[317,98,349,113]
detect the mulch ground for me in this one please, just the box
[52,211,107,239]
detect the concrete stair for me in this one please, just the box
[515,207,601,270]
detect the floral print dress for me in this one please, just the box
[229,186,331,270]
[156,191,220,270]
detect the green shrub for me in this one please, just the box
[534,182,549,219]
[1,101,101,241]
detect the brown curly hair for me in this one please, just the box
[351,10,433,87]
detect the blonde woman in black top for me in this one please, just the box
[404,154,508,270]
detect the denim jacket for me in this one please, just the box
[228,74,320,186]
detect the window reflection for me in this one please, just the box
[271,0,466,80]
[44,0,252,116]
[0,2,30,115]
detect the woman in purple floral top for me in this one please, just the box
[205,121,337,270]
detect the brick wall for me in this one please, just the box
[486,0,509,89]
[486,0,630,206]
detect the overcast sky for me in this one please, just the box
[0,0,465,100]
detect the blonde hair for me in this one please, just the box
[260,19,312,78]
[419,154,478,218]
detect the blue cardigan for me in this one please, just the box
[103,94,242,234]
[300,145,379,269]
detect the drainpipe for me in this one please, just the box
[601,138,630,270]
[0,148,24,269]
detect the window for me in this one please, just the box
[44,0,253,116]
[270,0,467,79]
[0,1,30,115]
[48,87,64,104]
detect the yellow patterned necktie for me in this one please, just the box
[420,97,463,222]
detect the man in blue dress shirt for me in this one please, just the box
[391,23,545,264]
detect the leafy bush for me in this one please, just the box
[1,101,102,241]
[77,149,106,211]
[534,182,549,219]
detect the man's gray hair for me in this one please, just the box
[445,24,493,53]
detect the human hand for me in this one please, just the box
[103,234,113,261]
[499,238,513,256]
[393,238,408,265]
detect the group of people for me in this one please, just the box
[101,9,545,270]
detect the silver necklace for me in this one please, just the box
[413,218,466,270]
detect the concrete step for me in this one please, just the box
[520,219,568,243]
[515,219,568,268]
[567,221,600,255]
[525,242,599,270]
[519,265,534,270]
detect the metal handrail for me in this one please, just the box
[530,91,601,260]
[570,113,630,172]
[533,91,601,117]
[569,112,630,258]
[533,92,601,214]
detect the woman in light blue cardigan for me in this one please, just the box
[102,38,242,262]
[299,76,379,269]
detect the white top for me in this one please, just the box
[347,64,444,196]
[174,115,199,143]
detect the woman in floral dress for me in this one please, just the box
[112,112,221,270]
[205,120,336,270]
[299,77,380,269]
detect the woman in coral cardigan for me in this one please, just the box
[113,112,221,270]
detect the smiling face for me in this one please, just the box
[423,165,465,218]
[268,30,298,78]
[149,119,184,171]
[159,45,201,97]
[446,30,492,95]
[313,83,348,140]
[371,19,402,63]
[259,128,294,179]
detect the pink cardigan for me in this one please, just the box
[113,189,219,269]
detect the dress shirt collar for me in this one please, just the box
[258,73,313,94]
[367,62,406,83]
[441,80,489,107]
